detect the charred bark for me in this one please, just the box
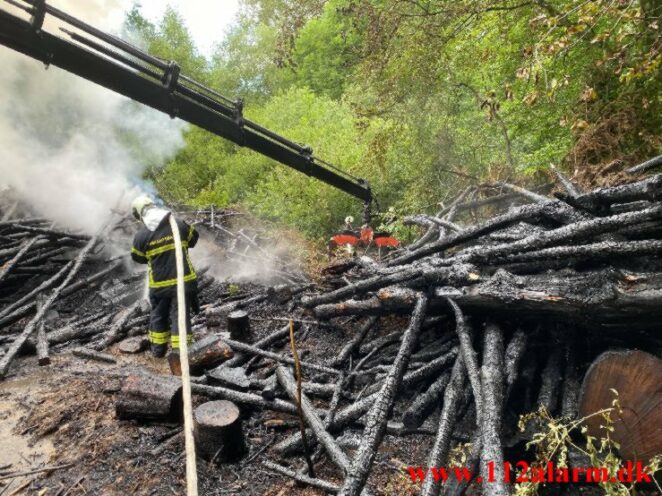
[537,346,562,412]
[72,347,117,363]
[560,337,580,419]
[276,364,350,473]
[625,154,662,175]
[116,373,183,421]
[223,323,292,368]
[94,300,143,350]
[223,337,340,376]
[338,295,427,496]
[263,461,340,493]
[0,234,98,379]
[504,329,527,396]
[388,202,559,266]
[328,317,377,367]
[420,356,467,496]
[193,400,247,462]
[447,299,482,421]
[227,310,251,342]
[191,383,300,415]
[260,373,279,400]
[35,295,50,366]
[0,235,45,285]
[479,323,508,496]
[401,372,450,429]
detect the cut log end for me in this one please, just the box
[193,400,247,463]
[227,310,251,342]
[579,350,662,464]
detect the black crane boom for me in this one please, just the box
[0,0,373,207]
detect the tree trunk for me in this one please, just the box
[193,400,246,462]
[276,364,350,474]
[339,295,428,496]
[116,373,183,422]
[170,335,234,376]
[227,310,251,342]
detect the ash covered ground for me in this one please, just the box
[1,176,661,496]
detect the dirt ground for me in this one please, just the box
[0,317,426,496]
[1,259,657,496]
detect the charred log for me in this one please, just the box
[263,461,340,493]
[479,323,508,496]
[401,372,450,429]
[227,310,251,342]
[222,337,340,376]
[276,364,350,473]
[170,335,234,376]
[116,373,183,422]
[420,356,467,496]
[193,400,247,462]
[191,383,300,415]
[339,294,427,496]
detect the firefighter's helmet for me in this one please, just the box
[131,194,154,221]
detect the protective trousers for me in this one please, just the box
[148,292,194,357]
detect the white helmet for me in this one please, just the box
[131,194,154,221]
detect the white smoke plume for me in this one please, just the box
[190,235,301,284]
[0,0,186,234]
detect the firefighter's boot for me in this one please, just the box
[148,330,169,358]
[150,343,167,358]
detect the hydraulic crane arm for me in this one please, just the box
[0,0,373,208]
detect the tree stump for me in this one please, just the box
[193,400,247,463]
[227,311,251,342]
[579,350,662,463]
[116,374,182,422]
[169,335,234,376]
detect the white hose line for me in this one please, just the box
[169,214,198,496]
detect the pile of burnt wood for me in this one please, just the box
[174,166,660,495]
[0,198,307,380]
[3,160,662,495]
[289,168,662,495]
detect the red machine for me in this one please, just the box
[328,216,399,256]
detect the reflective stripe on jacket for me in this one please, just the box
[131,213,199,293]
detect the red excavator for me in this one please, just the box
[0,0,399,255]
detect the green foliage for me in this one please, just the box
[124,6,208,80]
[124,0,661,244]
[184,87,400,240]
[517,390,661,496]
[209,20,293,100]
[291,3,361,98]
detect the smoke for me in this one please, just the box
[0,0,186,234]
[189,236,299,284]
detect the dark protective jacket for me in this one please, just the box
[131,212,199,297]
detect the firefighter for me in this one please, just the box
[130,195,199,358]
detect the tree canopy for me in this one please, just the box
[126,0,661,241]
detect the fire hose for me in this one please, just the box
[168,214,199,496]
